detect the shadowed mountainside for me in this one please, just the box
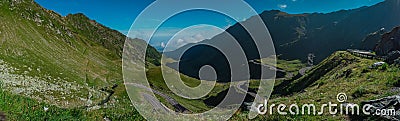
[375,26,400,55]
[165,0,400,82]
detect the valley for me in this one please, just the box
[1,0,400,120]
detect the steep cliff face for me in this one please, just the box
[375,27,400,56]
[361,28,387,50]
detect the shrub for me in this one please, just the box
[379,63,388,70]
[352,86,368,98]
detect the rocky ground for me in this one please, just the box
[0,59,107,108]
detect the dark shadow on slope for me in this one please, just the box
[203,87,258,107]
[166,44,284,82]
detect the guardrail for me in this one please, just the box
[346,49,383,60]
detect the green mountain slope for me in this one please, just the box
[0,0,159,120]
[264,51,400,120]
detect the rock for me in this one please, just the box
[103,117,110,121]
[43,106,49,112]
[385,51,400,64]
[0,112,5,121]
[370,62,386,69]
[394,58,400,66]
[361,95,400,120]
[86,105,101,111]
[375,27,400,56]
[343,69,352,78]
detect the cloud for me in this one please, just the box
[160,42,166,48]
[125,24,225,52]
[163,25,224,51]
[224,18,234,29]
[126,27,181,41]
[278,4,288,9]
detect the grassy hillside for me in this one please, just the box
[1,0,398,120]
[260,51,400,120]
[0,0,159,120]
[224,51,399,120]
[257,56,306,78]
[146,66,230,113]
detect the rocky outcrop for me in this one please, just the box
[385,51,400,64]
[375,27,400,56]
[395,58,400,66]
[362,95,400,120]
[361,28,387,50]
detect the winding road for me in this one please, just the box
[125,83,189,113]
[249,60,286,73]
[142,93,169,112]
[235,81,258,98]
[299,67,312,76]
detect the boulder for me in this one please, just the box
[362,95,400,120]
[394,58,400,66]
[375,27,400,56]
[385,51,400,64]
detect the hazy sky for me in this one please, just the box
[35,0,384,51]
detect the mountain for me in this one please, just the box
[0,0,159,120]
[165,0,400,81]
[361,28,387,50]
[374,26,400,55]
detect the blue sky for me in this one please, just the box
[35,0,384,51]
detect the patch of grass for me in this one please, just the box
[259,56,306,73]
[352,86,368,98]
[145,66,230,113]
[379,63,389,70]
[386,76,400,87]
[276,59,306,73]
[0,86,87,120]
[146,67,201,89]
[0,84,145,120]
